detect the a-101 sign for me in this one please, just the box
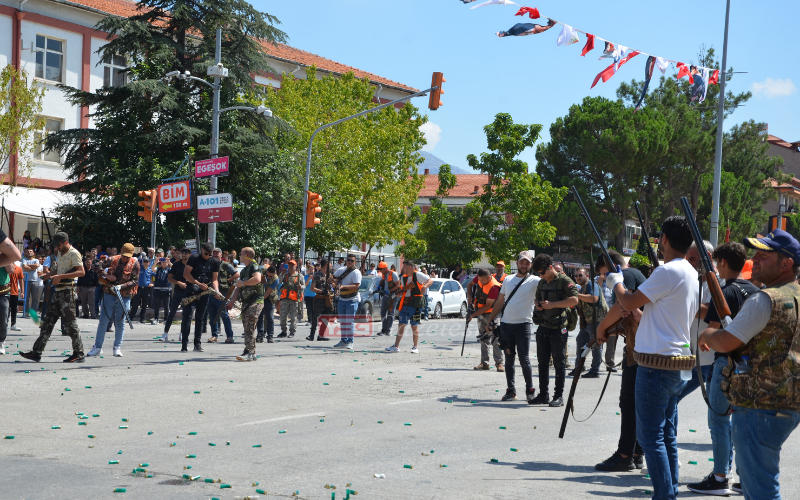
[195,156,229,178]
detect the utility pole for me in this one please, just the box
[709,0,731,247]
[208,26,222,247]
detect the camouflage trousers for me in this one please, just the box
[33,289,83,356]
[242,302,264,354]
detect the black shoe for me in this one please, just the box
[288,333,295,338]
[526,388,536,403]
[528,393,550,405]
[606,365,618,372]
[306,335,315,341]
[687,473,732,496]
[633,455,644,469]
[276,332,288,338]
[501,389,516,401]
[19,351,41,362]
[582,371,601,379]
[595,452,635,472]
[256,337,264,343]
[63,353,85,363]
[267,338,274,343]
[181,345,188,352]
[731,483,742,493]
[317,336,330,341]
[549,396,564,407]
[567,370,576,377]
[193,344,204,352]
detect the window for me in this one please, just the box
[33,118,62,163]
[427,281,442,293]
[103,55,127,87]
[35,35,64,83]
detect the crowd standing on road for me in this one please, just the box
[7,219,800,500]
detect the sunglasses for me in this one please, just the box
[537,270,548,276]
[576,274,585,278]
[202,252,211,257]
[347,259,355,262]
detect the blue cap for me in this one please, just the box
[743,229,800,265]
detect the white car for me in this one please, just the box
[425,278,468,319]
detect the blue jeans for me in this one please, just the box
[732,406,800,500]
[708,357,734,477]
[677,363,712,403]
[206,296,233,338]
[94,293,131,349]
[94,285,103,316]
[636,366,688,500]
[337,299,358,343]
[257,300,275,339]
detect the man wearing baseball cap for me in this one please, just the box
[375,261,401,336]
[20,232,85,363]
[699,229,800,499]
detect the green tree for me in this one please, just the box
[0,65,45,188]
[260,68,426,258]
[45,0,293,254]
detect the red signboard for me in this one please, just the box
[195,156,229,178]
[158,181,192,213]
[197,193,233,223]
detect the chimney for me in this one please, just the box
[424,168,430,175]
[473,185,479,194]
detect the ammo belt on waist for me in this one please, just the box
[633,352,696,371]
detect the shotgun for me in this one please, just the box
[634,201,660,269]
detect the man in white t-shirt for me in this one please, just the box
[21,248,42,318]
[332,255,362,349]
[486,251,540,403]
[385,259,428,354]
[599,215,699,500]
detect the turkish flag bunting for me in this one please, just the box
[591,51,639,88]
[581,34,595,57]
[514,7,540,19]
[708,69,720,85]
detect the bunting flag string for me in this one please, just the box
[458,2,722,99]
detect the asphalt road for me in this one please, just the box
[1,314,798,499]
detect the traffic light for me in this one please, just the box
[428,72,445,111]
[138,190,157,222]
[305,191,322,228]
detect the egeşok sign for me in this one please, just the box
[195,156,229,178]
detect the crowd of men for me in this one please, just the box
[5,217,800,500]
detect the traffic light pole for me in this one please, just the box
[208,26,223,248]
[299,85,439,262]
[709,0,730,247]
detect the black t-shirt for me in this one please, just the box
[169,260,188,284]
[704,278,760,359]
[186,255,220,285]
[622,267,647,293]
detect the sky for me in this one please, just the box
[253,0,799,173]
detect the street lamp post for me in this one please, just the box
[164,26,271,247]
[709,0,731,247]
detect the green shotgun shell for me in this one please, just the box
[179,362,184,365]
[510,448,518,452]
[4,436,14,439]
[186,454,196,458]
[323,383,329,385]
[252,444,262,448]
[198,411,203,414]
[447,400,453,403]
[117,450,123,454]
[204,478,214,483]
[377,378,383,380]
[403,464,413,469]
[278,430,286,434]
[88,435,95,438]
[404,423,412,426]
[147,431,153,435]
[79,422,87,426]
[51,426,61,429]
[208,442,216,446]
[499,426,506,429]
[354,377,359,379]
[470,400,477,403]
[188,431,197,435]
[193,391,200,394]
[119,426,128,429]
[689,429,697,432]
[377,421,383,424]
[85,386,92,389]
[709,458,715,461]
[440,464,448,467]
[490,458,499,463]
[139,463,149,467]
[109,460,119,464]
[122,419,128,422]
[170,442,176,447]
[220,484,231,489]
[257,489,266,494]
[114,488,126,493]
[65,388,71,391]
[320,419,325,422]
[416,376,421,378]
[93,414,100,417]
[184,465,192,469]
[688,460,697,465]
[399,391,405,393]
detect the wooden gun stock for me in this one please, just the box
[705,271,732,319]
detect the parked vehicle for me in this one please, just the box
[425,278,468,319]
[355,276,383,323]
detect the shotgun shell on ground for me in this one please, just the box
[403,465,413,469]
[113,488,126,493]
[490,459,499,463]
[109,460,119,464]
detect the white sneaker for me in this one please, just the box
[161,332,169,342]
[333,341,348,348]
[0,343,5,355]
[411,346,419,354]
[87,346,103,356]
[9,325,20,331]
[113,347,123,357]
[385,345,399,352]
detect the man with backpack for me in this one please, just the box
[573,266,609,378]
[529,253,579,407]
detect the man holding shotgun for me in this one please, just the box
[598,215,699,500]
[699,230,800,500]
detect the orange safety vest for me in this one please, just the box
[381,271,397,292]
[473,277,501,314]
[397,273,424,310]
[280,273,301,301]
[495,272,506,283]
